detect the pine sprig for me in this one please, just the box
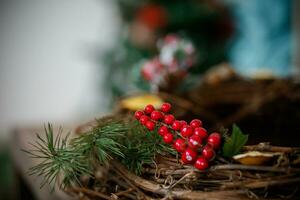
[121,121,176,174]
[24,120,130,189]
[24,123,90,189]
[25,117,177,189]
[71,122,127,165]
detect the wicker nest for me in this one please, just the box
[158,77,300,146]
[65,156,300,199]
[68,70,300,199]
[67,123,300,200]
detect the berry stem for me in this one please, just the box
[152,119,184,139]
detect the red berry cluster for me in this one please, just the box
[134,102,222,171]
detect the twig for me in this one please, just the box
[112,161,251,199]
[109,176,137,200]
[210,164,300,173]
[243,143,300,153]
[112,162,151,200]
[221,177,300,189]
[169,172,194,189]
[144,167,198,176]
[245,177,300,189]
[113,188,134,197]
[69,187,111,200]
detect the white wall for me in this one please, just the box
[0,0,121,139]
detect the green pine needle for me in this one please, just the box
[70,122,127,164]
[23,123,90,189]
[121,121,176,175]
[25,118,177,189]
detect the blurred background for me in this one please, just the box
[0,0,299,199]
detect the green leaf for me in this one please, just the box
[222,124,248,157]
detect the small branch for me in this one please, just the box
[113,188,134,197]
[68,187,111,200]
[168,172,195,189]
[221,177,300,189]
[143,167,199,177]
[111,161,250,200]
[243,143,300,153]
[109,176,137,199]
[210,164,300,173]
[112,163,151,200]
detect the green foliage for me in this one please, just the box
[25,118,176,188]
[121,121,176,174]
[222,124,248,158]
[71,122,127,165]
[23,124,90,189]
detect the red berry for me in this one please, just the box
[158,125,169,136]
[190,119,202,128]
[171,120,182,131]
[194,157,209,170]
[145,120,155,131]
[180,120,188,126]
[180,125,193,137]
[144,104,155,114]
[161,102,171,113]
[151,111,163,121]
[134,110,144,120]
[164,114,175,125]
[207,132,222,149]
[139,115,149,125]
[188,134,202,149]
[194,127,208,139]
[181,148,197,164]
[163,133,173,144]
[173,138,187,153]
[201,145,215,161]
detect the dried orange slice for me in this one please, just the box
[233,151,280,165]
[120,94,163,110]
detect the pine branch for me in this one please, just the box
[121,121,176,175]
[25,117,177,189]
[70,121,127,165]
[24,123,90,189]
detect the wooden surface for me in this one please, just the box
[10,126,76,200]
